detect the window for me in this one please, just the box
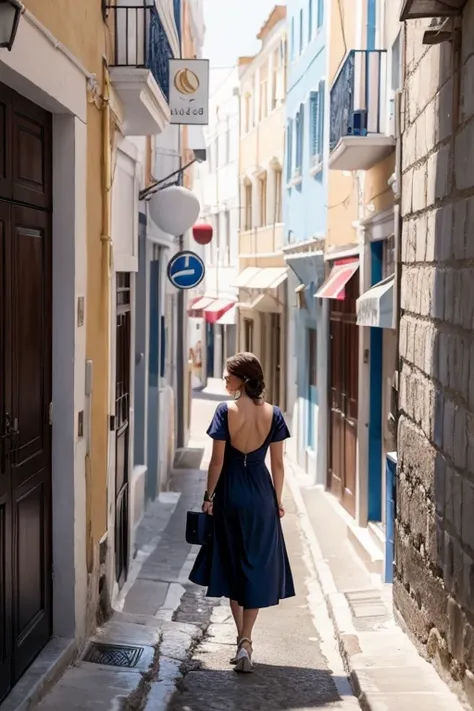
[274,168,282,223]
[295,105,304,173]
[259,63,268,120]
[224,210,230,265]
[309,328,317,386]
[271,49,279,110]
[244,94,251,133]
[286,119,293,181]
[291,17,295,59]
[244,183,252,230]
[310,80,325,163]
[259,172,267,227]
[391,33,401,92]
[308,0,313,41]
[317,0,324,28]
[299,9,304,54]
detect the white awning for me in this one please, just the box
[233,267,262,288]
[234,266,287,290]
[216,306,236,325]
[356,275,395,329]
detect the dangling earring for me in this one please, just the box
[233,389,242,401]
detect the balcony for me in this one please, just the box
[329,50,395,171]
[108,3,172,136]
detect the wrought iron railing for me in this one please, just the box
[108,3,174,100]
[329,49,387,152]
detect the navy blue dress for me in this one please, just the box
[189,403,295,609]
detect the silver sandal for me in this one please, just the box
[233,637,253,673]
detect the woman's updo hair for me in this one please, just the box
[226,352,266,402]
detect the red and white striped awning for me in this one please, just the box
[204,299,236,324]
[315,260,359,300]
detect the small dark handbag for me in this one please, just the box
[185,511,214,546]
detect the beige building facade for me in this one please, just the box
[236,6,288,408]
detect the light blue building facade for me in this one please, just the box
[283,0,328,482]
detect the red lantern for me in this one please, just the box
[192,223,213,245]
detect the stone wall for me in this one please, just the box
[396,4,474,705]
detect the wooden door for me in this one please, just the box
[115,274,131,589]
[328,274,358,517]
[0,83,52,702]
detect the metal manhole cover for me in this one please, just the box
[83,642,145,668]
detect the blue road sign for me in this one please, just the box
[167,250,205,290]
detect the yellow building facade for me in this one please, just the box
[236,6,288,408]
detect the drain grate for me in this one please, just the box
[83,642,145,668]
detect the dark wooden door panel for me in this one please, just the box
[0,79,52,702]
[9,204,51,682]
[328,272,359,516]
[0,199,12,702]
[12,97,52,210]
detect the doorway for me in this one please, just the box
[0,83,53,701]
[114,273,131,589]
[328,274,359,517]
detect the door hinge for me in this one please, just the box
[51,565,55,580]
[49,402,53,425]
[110,415,115,431]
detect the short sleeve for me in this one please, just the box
[272,407,290,442]
[206,403,228,441]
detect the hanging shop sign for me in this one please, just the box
[167,250,205,290]
[169,59,209,125]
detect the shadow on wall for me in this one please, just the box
[394,21,474,701]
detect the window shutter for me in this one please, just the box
[308,0,313,41]
[310,91,319,158]
[317,0,324,28]
[286,120,293,180]
[317,79,325,159]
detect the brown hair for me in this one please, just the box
[226,352,266,402]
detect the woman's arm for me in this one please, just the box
[202,440,226,514]
[270,440,285,511]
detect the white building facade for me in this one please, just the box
[190,67,240,384]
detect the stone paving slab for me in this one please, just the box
[285,455,466,711]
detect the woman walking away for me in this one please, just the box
[189,352,295,673]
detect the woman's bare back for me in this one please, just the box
[227,399,274,454]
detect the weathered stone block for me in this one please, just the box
[434,453,447,518]
[444,268,455,324]
[445,466,462,539]
[462,479,474,554]
[455,118,474,191]
[443,398,456,461]
[434,203,453,263]
[467,414,474,475]
[447,598,464,662]
[435,78,453,144]
[412,162,427,212]
[453,199,467,260]
[393,578,429,644]
[433,388,445,450]
[402,168,413,217]
[461,268,474,332]
[438,331,449,388]
[453,407,467,470]
[430,268,445,321]
[466,196,474,260]
[426,146,450,207]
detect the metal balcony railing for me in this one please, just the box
[109,3,174,100]
[329,49,387,152]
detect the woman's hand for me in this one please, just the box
[278,503,285,518]
[202,501,213,516]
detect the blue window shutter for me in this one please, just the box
[310,91,319,158]
[291,17,295,58]
[287,120,293,180]
[300,104,305,167]
[317,80,325,159]
[299,9,303,53]
[317,0,324,28]
[308,0,313,41]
